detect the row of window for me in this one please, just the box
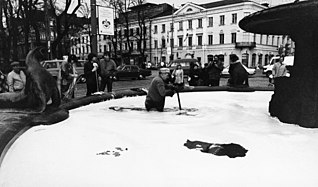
[153,13,238,34]
[151,33,289,48]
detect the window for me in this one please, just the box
[118,30,122,38]
[104,45,107,52]
[188,20,192,29]
[232,13,237,24]
[208,17,213,27]
[162,24,165,33]
[219,33,224,44]
[104,35,107,40]
[220,15,225,25]
[130,41,134,49]
[137,41,141,50]
[170,23,173,32]
[198,35,202,46]
[231,33,236,43]
[125,43,128,50]
[252,54,256,67]
[130,28,134,36]
[186,8,193,12]
[266,35,269,45]
[136,28,140,35]
[188,36,192,46]
[178,37,183,47]
[179,21,183,31]
[260,34,263,44]
[154,40,158,48]
[162,39,166,48]
[208,35,213,45]
[154,25,158,34]
[124,29,128,36]
[198,18,202,28]
[170,39,174,47]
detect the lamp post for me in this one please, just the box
[91,0,98,54]
[44,0,51,59]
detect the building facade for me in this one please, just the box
[150,0,292,68]
[69,0,295,67]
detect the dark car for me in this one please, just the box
[114,65,152,80]
[167,58,201,77]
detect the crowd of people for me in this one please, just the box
[0,51,290,112]
[174,54,249,88]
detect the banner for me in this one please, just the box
[98,6,114,35]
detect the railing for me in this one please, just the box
[235,42,256,48]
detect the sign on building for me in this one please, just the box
[98,6,114,35]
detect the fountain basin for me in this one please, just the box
[1,91,318,186]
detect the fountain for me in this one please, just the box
[239,0,318,128]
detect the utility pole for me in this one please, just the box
[44,0,51,59]
[91,0,98,54]
[170,4,174,62]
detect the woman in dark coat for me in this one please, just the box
[207,56,224,86]
[84,53,99,96]
[188,64,201,86]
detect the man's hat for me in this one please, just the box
[10,61,19,66]
[159,68,170,74]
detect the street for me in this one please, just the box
[74,69,271,98]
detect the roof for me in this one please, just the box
[199,0,253,9]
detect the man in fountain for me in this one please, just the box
[145,68,176,112]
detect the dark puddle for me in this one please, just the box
[184,139,248,158]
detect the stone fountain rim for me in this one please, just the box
[239,1,318,35]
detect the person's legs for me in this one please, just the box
[211,79,220,86]
[100,77,107,92]
[106,77,113,92]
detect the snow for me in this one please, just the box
[1,91,318,186]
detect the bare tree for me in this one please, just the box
[49,0,82,58]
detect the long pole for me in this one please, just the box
[91,0,98,54]
[176,91,181,110]
[44,0,51,59]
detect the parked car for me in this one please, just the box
[262,56,294,77]
[221,64,256,77]
[40,59,85,82]
[113,65,152,80]
[167,58,201,77]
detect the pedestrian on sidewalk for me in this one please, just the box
[7,61,26,92]
[99,52,117,92]
[207,56,224,86]
[84,53,99,96]
[271,55,288,85]
[60,54,78,98]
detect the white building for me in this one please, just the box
[150,0,291,67]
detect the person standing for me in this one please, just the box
[7,61,26,92]
[207,56,224,86]
[99,52,117,92]
[271,56,288,83]
[60,54,78,98]
[188,64,201,86]
[171,64,184,86]
[84,53,99,96]
[145,68,175,112]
